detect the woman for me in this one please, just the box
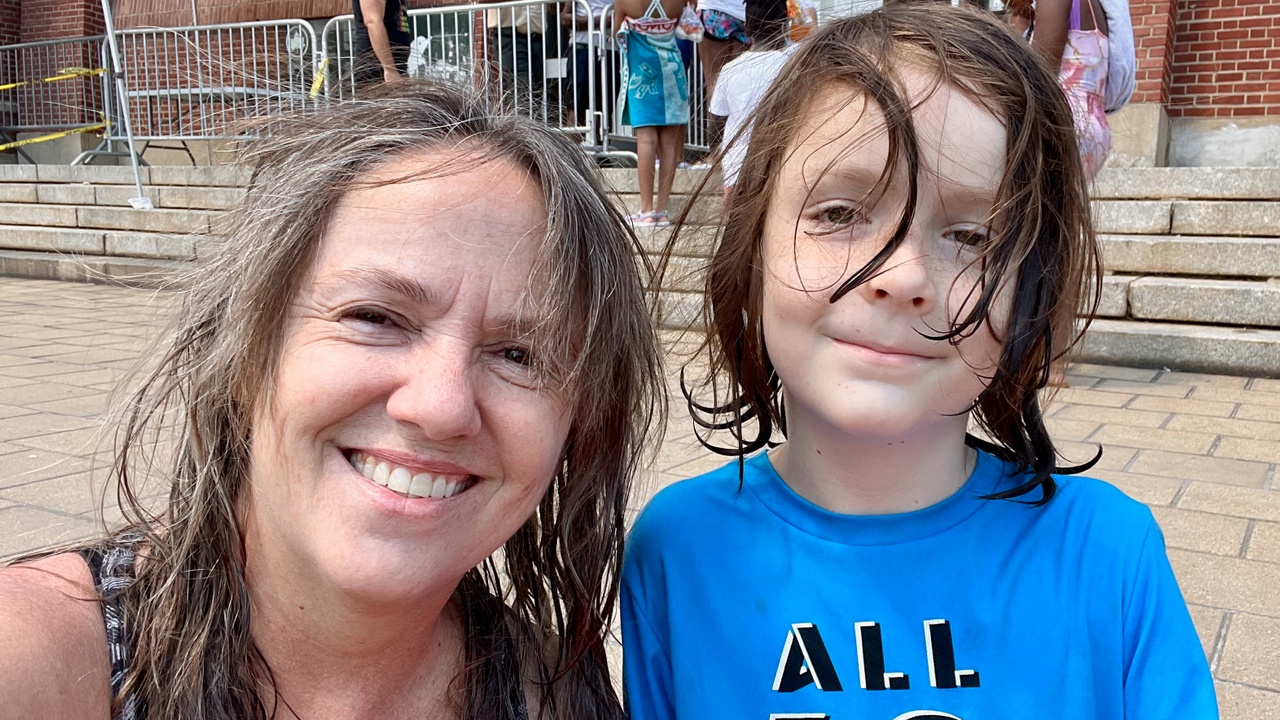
[616,0,692,227]
[0,81,662,720]
[1009,0,1112,388]
[1009,0,1112,180]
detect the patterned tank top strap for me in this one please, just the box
[80,532,144,720]
[1069,0,1082,31]
[644,0,670,20]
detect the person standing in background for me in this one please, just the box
[562,0,618,129]
[1008,0,1119,387]
[1009,0,1113,181]
[708,0,792,202]
[487,1,573,120]
[615,0,692,227]
[696,0,750,112]
[353,0,412,88]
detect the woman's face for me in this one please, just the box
[244,150,570,604]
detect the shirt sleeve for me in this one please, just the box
[1122,518,1219,719]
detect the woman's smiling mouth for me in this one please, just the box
[345,450,475,499]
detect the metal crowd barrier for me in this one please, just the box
[0,35,110,162]
[0,2,724,165]
[320,0,604,149]
[104,19,319,147]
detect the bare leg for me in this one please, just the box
[636,126,658,214]
[698,37,745,109]
[656,124,684,214]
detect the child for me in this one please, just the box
[623,4,1217,719]
[616,0,692,227]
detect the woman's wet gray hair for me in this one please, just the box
[105,80,661,720]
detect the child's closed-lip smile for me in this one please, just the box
[830,336,939,366]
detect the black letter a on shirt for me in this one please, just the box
[773,623,843,693]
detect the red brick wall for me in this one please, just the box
[1130,0,1178,105]
[20,0,104,42]
[1167,0,1280,117]
[0,0,20,46]
[114,0,348,28]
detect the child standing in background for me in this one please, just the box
[623,4,1216,719]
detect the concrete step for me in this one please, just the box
[633,224,717,257]
[1093,200,1280,237]
[1092,166,1280,200]
[0,164,250,187]
[0,204,212,234]
[0,183,244,210]
[0,225,198,259]
[1100,234,1280,278]
[1102,272,1280,328]
[0,249,185,288]
[598,167,720,195]
[613,194,722,225]
[1097,274,1132,317]
[1125,277,1280,328]
[1078,319,1280,378]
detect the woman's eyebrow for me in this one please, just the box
[329,266,440,307]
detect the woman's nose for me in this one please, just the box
[384,343,482,441]
[861,235,937,313]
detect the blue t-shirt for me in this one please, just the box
[622,449,1217,719]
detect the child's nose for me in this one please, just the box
[863,237,936,313]
[384,342,483,441]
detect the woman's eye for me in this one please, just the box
[343,307,398,328]
[501,346,534,366]
[814,203,869,229]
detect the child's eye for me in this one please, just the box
[813,202,870,230]
[947,227,990,247]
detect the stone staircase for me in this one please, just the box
[0,164,246,286]
[1086,168,1280,377]
[0,163,1276,376]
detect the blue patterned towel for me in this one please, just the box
[618,22,690,128]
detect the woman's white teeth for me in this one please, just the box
[388,467,412,493]
[348,451,468,499]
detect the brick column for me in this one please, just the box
[20,0,105,42]
[1130,0,1178,105]
[0,0,20,46]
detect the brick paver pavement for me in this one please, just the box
[0,277,1276,716]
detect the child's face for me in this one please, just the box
[760,72,1010,442]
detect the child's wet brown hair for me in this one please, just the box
[662,0,1102,502]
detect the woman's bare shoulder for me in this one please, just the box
[0,552,112,719]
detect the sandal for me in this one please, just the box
[645,210,671,228]
[626,210,654,226]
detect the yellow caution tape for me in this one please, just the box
[0,67,107,93]
[0,123,109,152]
[309,58,330,99]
